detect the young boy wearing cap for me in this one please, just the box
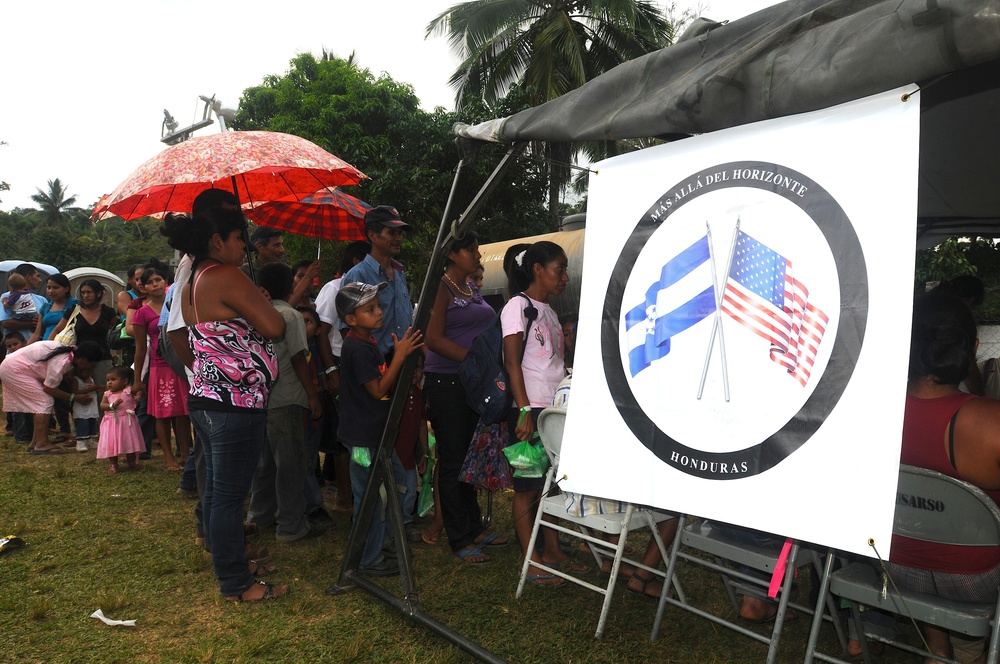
[333,281,423,577]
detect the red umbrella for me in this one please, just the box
[92,131,366,220]
[244,187,370,242]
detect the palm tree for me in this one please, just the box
[30,178,78,226]
[428,0,675,225]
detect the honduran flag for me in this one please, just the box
[624,236,717,377]
[721,230,829,387]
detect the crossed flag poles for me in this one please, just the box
[623,220,829,398]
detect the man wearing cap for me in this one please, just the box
[341,205,413,356]
[241,227,286,279]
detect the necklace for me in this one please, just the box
[443,272,473,297]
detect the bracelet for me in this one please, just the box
[519,405,531,413]
[69,393,75,404]
[325,366,339,375]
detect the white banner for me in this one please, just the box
[560,87,920,557]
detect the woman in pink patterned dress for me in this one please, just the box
[132,265,190,471]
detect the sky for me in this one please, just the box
[0,0,780,213]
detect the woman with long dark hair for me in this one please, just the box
[50,278,117,394]
[879,293,1000,662]
[502,241,583,586]
[161,208,286,603]
[424,231,508,564]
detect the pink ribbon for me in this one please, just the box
[768,538,794,598]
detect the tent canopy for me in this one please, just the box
[455,0,1000,245]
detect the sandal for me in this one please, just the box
[527,573,566,588]
[108,464,119,474]
[225,580,288,603]
[474,532,509,548]
[627,572,665,601]
[599,560,634,579]
[455,545,491,565]
[421,528,442,545]
[249,561,279,577]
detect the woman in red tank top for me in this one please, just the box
[889,293,1000,661]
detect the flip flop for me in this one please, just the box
[547,559,590,574]
[421,529,442,545]
[455,546,491,565]
[738,607,799,625]
[475,532,509,548]
[29,447,66,455]
[527,573,566,588]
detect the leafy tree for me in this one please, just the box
[29,178,89,227]
[234,53,549,289]
[427,0,676,225]
[915,237,1000,322]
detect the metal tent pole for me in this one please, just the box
[327,143,526,662]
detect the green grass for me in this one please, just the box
[0,425,919,663]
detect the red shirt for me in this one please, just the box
[892,392,1000,573]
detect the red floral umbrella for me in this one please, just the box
[244,187,370,241]
[92,131,366,220]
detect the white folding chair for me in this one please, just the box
[515,407,684,638]
[805,465,1000,664]
[654,515,845,664]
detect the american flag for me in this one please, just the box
[721,230,829,387]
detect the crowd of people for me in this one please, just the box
[0,191,587,604]
[4,191,999,661]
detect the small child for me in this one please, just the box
[2,333,32,444]
[98,366,145,473]
[245,263,323,543]
[71,365,101,452]
[297,306,335,531]
[333,282,423,578]
[2,274,37,322]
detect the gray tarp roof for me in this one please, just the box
[454,0,1000,244]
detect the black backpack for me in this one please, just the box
[459,293,536,424]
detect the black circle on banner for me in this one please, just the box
[601,161,868,479]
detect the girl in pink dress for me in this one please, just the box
[98,367,145,473]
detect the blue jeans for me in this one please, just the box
[386,450,415,526]
[11,412,33,443]
[247,405,309,539]
[349,448,394,567]
[303,423,324,514]
[190,408,266,597]
[179,437,198,493]
[73,417,98,438]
